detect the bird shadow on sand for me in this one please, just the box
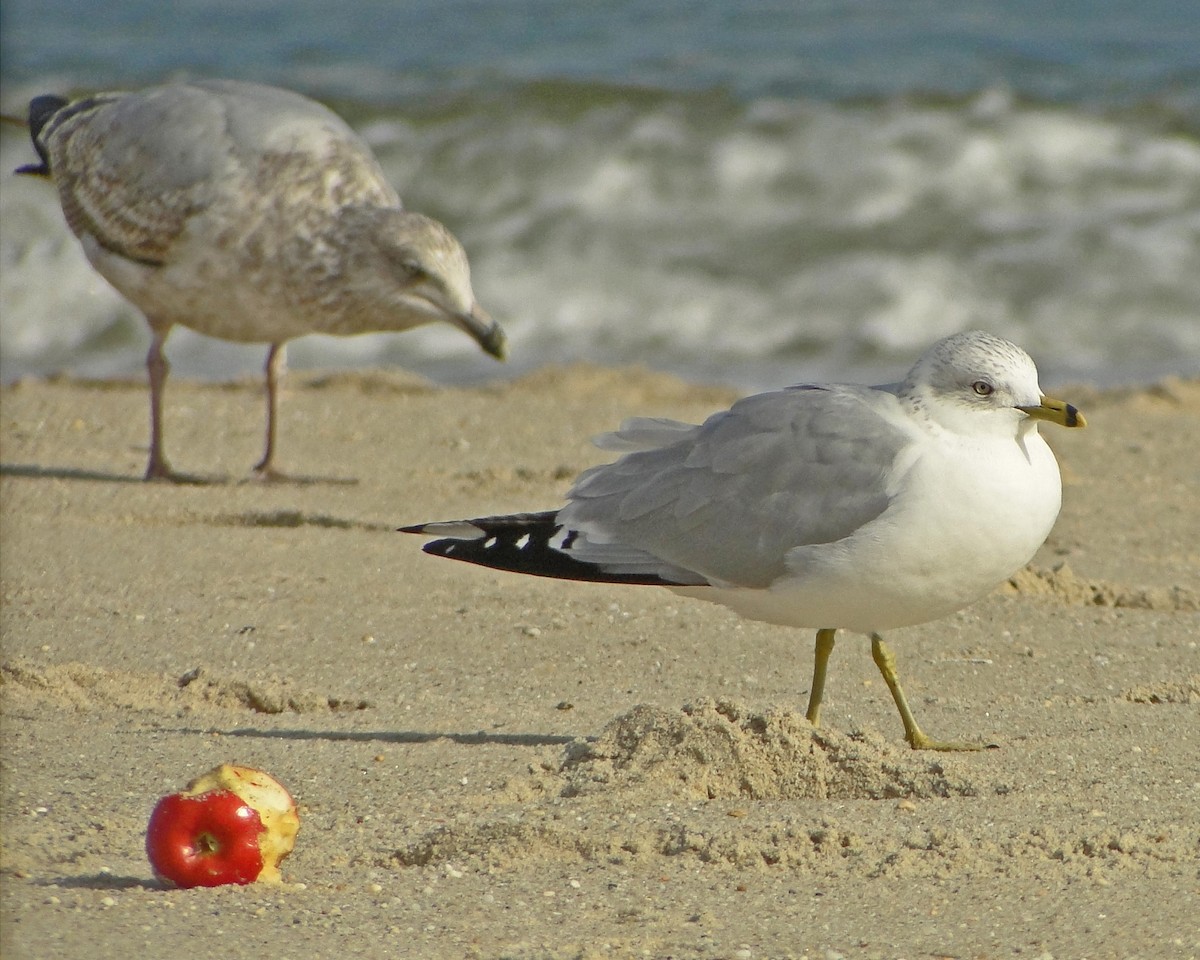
[1,462,145,484]
[240,471,360,487]
[0,462,358,486]
[186,726,584,748]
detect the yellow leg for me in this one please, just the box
[805,628,837,727]
[870,633,985,752]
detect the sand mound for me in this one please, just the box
[1123,675,1200,705]
[394,700,987,869]
[1005,562,1198,611]
[545,698,977,801]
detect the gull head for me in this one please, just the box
[361,210,506,359]
[902,330,1085,436]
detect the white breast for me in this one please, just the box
[678,421,1062,634]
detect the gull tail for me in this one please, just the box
[400,511,683,586]
[14,95,68,177]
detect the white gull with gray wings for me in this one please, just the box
[403,331,1085,750]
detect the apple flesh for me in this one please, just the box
[146,764,299,888]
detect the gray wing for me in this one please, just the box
[592,416,703,452]
[40,80,396,266]
[559,384,916,588]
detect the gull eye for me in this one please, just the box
[971,380,994,397]
[388,245,429,280]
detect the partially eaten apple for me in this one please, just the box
[146,763,300,888]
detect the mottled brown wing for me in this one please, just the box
[40,89,227,266]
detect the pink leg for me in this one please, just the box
[252,342,287,477]
[144,328,176,481]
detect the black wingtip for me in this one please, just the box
[401,512,683,586]
[15,94,68,178]
[28,95,69,137]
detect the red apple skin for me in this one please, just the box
[146,789,265,888]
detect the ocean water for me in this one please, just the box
[2,0,1197,391]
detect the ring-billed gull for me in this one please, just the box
[17,79,506,481]
[402,331,1085,750]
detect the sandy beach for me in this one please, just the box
[1,367,1197,959]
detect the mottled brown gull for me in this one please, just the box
[403,331,1085,750]
[17,79,506,481]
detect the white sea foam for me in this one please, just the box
[3,86,1198,389]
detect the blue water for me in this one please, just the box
[2,0,1198,389]
[5,0,1197,110]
